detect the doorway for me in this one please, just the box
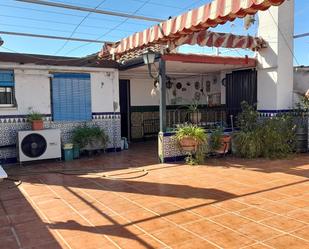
[119,79,131,140]
[226,69,257,125]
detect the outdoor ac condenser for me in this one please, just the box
[17,129,61,162]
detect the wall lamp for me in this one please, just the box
[142,49,159,80]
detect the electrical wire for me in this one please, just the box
[0,22,104,37]
[63,0,152,56]
[51,0,183,11]
[0,45,95,62]
[53,0,109,55]
[4,177,22,188]
[0,4,147,26]
[0,14,137,33]
[267,9,300,66]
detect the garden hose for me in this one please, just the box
[3,177,22,188]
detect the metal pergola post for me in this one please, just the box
[159,58,167,132]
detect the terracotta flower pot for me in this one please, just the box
[179,137,199,152]
[216,135,231,154]
[189,112,202,124]
[31,120,44,130]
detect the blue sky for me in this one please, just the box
[0,0,308,65]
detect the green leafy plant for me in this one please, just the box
[233,130,262,159]
[27,111,43,122]
[188,99,200,113]
[233,102,296,159]
[72,126,109,149]
[175,124,206,143]
[184,141,209,166]
[236,101,259,132]
[258,115,295,158]
[175,124,208,165]
[210,127,224,151]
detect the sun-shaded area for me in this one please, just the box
[1,142,309,249]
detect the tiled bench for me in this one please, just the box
[0,166,7,181]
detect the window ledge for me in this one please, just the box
[0,106,18,110]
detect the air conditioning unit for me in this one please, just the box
[17,129,61,162]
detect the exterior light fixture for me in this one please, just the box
[0,37,3,46]
[142,49,156,65]
[142,49,159,80]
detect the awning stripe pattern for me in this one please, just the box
[100,0,285,57]
[168,30,266,51]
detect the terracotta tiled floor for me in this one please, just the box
[1,142,309,249]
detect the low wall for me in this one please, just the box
[158,132,186,163]
[158,128,233,163]
[0,113,121,164]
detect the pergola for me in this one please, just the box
[100,0,286,132]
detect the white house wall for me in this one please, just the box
[0,63,121,164]
[91,71,120,113]
[129,73,221,107]
[130,78,160,106]
[293,69,309,106]
[257,0,294,111]
[0,64,119,115]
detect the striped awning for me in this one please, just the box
[100,0,285,58]
[168,30,266,51]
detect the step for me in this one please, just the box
[0,166,8,181]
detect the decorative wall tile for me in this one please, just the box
[160,132,187,161]
[0,114,121,160]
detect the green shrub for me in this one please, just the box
[233,131,262,158]
[258,115,295,158]
[236,102,259,132]
[210,127,224,152]
[233,102,296,159]
[72,126,109,149]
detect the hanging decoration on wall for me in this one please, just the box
[186,82,191,86]
[151,79,159,97]
[176,82,182,89]
[172,89,177,96]
[201,75,205,96]
[213,76,218,84]
[182,87,187,92]
[194,81,200,90]
[166,78,173,89]
[194,91,201,101]
[221,78,226,87]
[206,80,211,92]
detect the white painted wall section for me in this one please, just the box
[257,0,294,110]
[0,62,119,115]
[129,73,221,106]
[91,70,119,113]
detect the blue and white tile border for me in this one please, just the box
[0,112,121,164]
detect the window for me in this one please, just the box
[51,73,92,121]
[0,70,15,107]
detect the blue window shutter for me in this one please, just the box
[52,73,91,121]
[0,70,14,87]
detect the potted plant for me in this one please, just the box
[188,100,202,124]
[175,124,206,152]
[210,127,231,155]
[72,126,109,153]
[27,111,44,130]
